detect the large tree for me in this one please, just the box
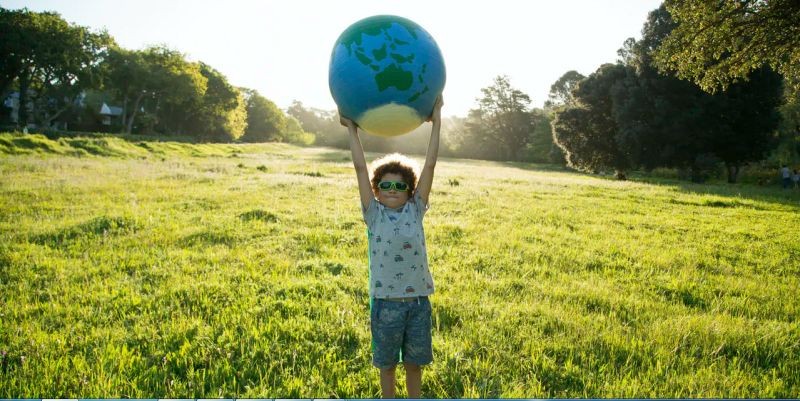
[104,47,148,133]
[0,7,112,128]
[104,46,207,135]
[241,88,286,142]
[552,63,636,179]
[190,63,246,141]
[654,0,800,96]
[621,5,784,183]
[287,100,342,147]
[463,75,533,161]
[547,70,585,108]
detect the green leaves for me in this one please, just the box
[654,0,800,95]
[0,7,112,127]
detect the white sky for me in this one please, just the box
[4,0,663,117]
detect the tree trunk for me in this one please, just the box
[17,69,30,129]
[690,166,705,183]
[120,95,128,131]
[44,102,72,129]
[126,92,145,134]
[726,163,740,184]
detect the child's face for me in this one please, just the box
[376,172,410,209]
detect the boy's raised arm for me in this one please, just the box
[342,116,374,211]
[416,96,443,206]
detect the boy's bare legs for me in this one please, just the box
[380,366,396,398]
[380,364,422,398]
[404,363,422,398]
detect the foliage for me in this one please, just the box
[241,88,287,143]
[654,0,800,96]
[552,5,784,183]
[0,7,113,128]
[546,70,585,108]
[1,141,799,397]
[552,64,636,179]
[282,115,315,146]
[287,100,344,148]
[773,90,800,165]
[190,63,246,141]
[623,6,784,183]
[523,109,558,164]
[469,76,533,161]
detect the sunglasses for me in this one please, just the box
[378,181,409,192]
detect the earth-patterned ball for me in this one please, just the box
[329,15,446,137]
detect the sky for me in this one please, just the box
[4,0,664,117]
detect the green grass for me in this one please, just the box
[1,132,799,397]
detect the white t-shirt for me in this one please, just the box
[781,167,791,178]
[362,192,434,298]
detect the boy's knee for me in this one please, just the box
[403,362,421,373]
[380,365,396,374]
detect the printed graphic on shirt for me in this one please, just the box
[363,192,434,298]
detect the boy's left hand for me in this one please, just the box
[339,114,357,130]
[426,95,444,123]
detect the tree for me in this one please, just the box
[144,46,207,136]
[0,7,112,128]
[620,5,784,183]
[709,67,783,183]
[547,70,585,107]
[654,0,800,96]
[103,45,207,135]
[241,88,286,142]
[466,75,533,161]
[190,63,246,141]
[282,115,314,146]
[552,64,635,179]
[104,47,148,133]
[524,109,558,163]
[287,100,342,147]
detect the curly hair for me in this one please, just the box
[370,153,420,198]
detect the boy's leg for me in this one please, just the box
[402,297,433,398]
[380,366,397,398]
[404,362,422,398]
[372,299,404,398]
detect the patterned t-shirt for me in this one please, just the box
[362,192,434,298]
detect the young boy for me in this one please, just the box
[341,96,443,398]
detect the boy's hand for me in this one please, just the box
[339,114,357,130]
[426,95,444,123]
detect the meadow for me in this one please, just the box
[1,132,799,398]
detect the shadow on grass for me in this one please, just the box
[180,231,237,247]
[505,160,800,211]
[31,216,139,248]
[630,174,800,211]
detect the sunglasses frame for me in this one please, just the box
[378,180,410,192]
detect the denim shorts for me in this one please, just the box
[370,296,433,368]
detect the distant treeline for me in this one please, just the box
[0,6,310,144]
[2,2,799,183]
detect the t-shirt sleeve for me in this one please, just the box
[413,191,429,220]
[362,196,379,226]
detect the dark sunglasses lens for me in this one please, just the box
[396,182,408,191]
[379,182,392,190]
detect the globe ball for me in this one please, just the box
[329,15,446,137]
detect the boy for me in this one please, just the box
[341,96,443,398]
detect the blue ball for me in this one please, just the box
[329,15,446,137]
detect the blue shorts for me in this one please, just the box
[370,296,433,368]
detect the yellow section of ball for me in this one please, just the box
[356,103,423,137]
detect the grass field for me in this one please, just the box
[1,132,799,398]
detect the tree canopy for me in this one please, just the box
[1,7,112,127]
[654,0,800,96]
